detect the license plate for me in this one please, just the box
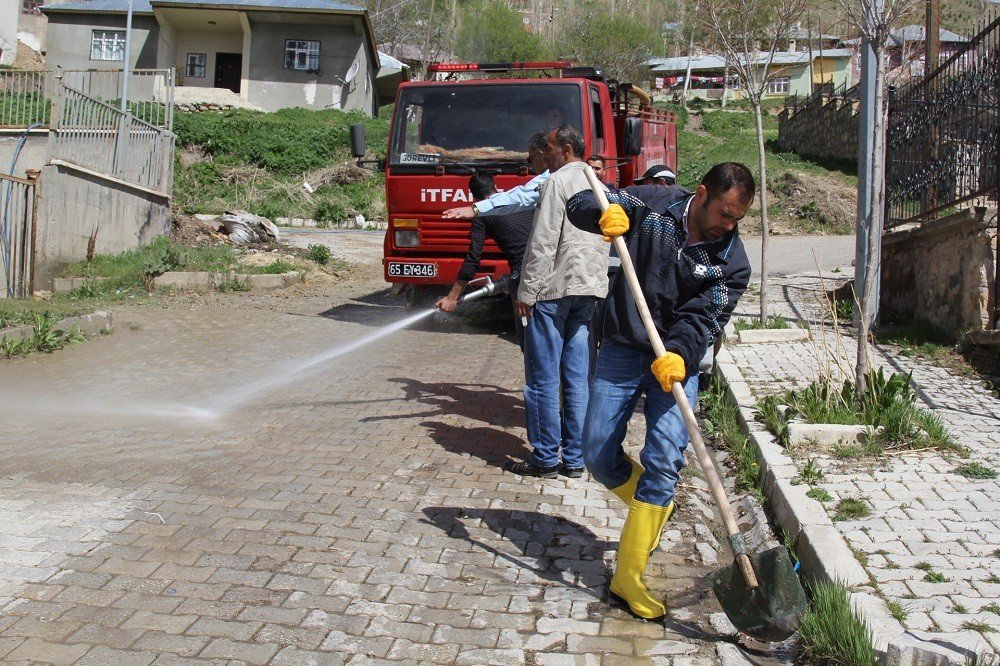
[388,262,437,278]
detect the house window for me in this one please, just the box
[91,30,126,61]
[186,53,207,78]
[284,40,320,71]
[767,76,790,95]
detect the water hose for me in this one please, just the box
[2,122,44,297]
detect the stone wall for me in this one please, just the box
[881,208,997,337]
[777,98,858,163]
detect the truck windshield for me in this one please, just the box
[390,83,582,168]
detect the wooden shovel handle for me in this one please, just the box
[583,166,759,590]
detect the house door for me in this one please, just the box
[214,53,242,93]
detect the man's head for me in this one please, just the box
[689,162,755,241]
[587,156,606,179]
[469,172,497,201]
[544,106,566,128]
[527,131,549,175]
[636,165,677,187]
[544,125,585,171]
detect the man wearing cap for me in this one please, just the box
[635,164,677,187]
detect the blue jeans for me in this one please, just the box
[582,341,699,506]
[523,296,597,469]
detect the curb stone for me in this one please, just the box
[0,310,113,343]
[713,342,980,665]
[723,320,811,344]
[153,270,303,290]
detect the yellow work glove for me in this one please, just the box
[651,352,686,393]
[599,204,629,242]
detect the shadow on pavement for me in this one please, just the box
[361,378,524,429]
[419,420,528,469]
[421,506,611,599]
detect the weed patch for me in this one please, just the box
[807,487,833,502]
[1,313,86,358]
[953,462,997,479]
[798,581,876,666]
[699,376,762,498]
[833,498,870,521]
[241,260,299,275]
[961,621,995,633]
[886,601,908,622]
[734,315,790,332]
[755,369,960,454]
[306,243,331,265]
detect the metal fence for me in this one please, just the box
[0,68,173,130]
[53,84,173,193]
[885,13,999,227]
[0,170,39,298]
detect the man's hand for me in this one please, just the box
[599,203,629,242]
[651,352,685,393]
[442,206,476,219]
[514,300,532,320]
[436,294,459,312]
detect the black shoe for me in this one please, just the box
[509,460,558,479]
[560,464,584,478]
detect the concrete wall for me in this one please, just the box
[1,0,17,66]
[0,132,50,174]
[34,161,171,287]
[244,14,375,113]
[44,13,159,71]
[173,32,244,89]
[881,208,997,337]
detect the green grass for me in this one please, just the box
[798,581,877,666]
[306,244,331,265]
[800,457,825,484]
[983,603,1000,615]
[876,319,956,364]
[886,600,908,622]
[833,498,870,521]
[0,312,86,359]
[961,621,996,633]
[755,369,961,455]
[173,107,390,223]
[953,462,997,479]
[240,260,299,275]
[734,315,790,332]
[807,487,833,502]
[914,562,949,583]
[698,376,762,498]
[216,276,251,293]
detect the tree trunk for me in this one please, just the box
[856,45,888,398]
[753,101,770,323]
[682,5,698,108]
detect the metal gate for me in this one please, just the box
[0,170,39,298]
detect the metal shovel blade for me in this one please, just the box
[709,545,808,643]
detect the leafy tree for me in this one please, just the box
[455,1,554,62]
[558,9,660,83]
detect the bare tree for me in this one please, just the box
[838,0,916,396]
[703,0,806,323]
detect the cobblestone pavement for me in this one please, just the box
[727,269,1000,655]
[0,280,774,665]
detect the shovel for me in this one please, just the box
[582,167,806,642]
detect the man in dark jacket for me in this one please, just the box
[566,162,754,620]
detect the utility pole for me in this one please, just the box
[855,0,879,329]
[925,0,940,75]
[120,0,133,112]
[420,0,437,80]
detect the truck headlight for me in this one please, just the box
[394,229,419,247]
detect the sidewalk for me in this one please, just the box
[720,267,1000,662]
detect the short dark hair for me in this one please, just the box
[528,131,549,153]
[469,172,497,201]
[588,155,605,165]
[553,125,585,158]
[701,162,755,205]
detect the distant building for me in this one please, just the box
[41,0,398,115]
[646,48,854,100]
[840,25,968,79]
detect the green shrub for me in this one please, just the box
[798,581,876,666]
[699,376,761,497]
[306,244,331,265]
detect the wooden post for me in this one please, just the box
[25,169,40,297]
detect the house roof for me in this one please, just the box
[42,0,364,14]
[648,49,852,73]
[841,26,967,46]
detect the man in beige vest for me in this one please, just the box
[511,126,610,479]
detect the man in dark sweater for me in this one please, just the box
[566,162,754,620]
[435,172,534,313]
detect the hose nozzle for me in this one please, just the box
[459,276,497,303]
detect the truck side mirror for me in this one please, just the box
[350,123,366,158]
[624,118,643,157]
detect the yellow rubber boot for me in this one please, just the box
[609,499,673,620]
[609,455,644,505]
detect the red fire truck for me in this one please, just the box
[350,61,677,309]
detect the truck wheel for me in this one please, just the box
[402,284,444,311]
